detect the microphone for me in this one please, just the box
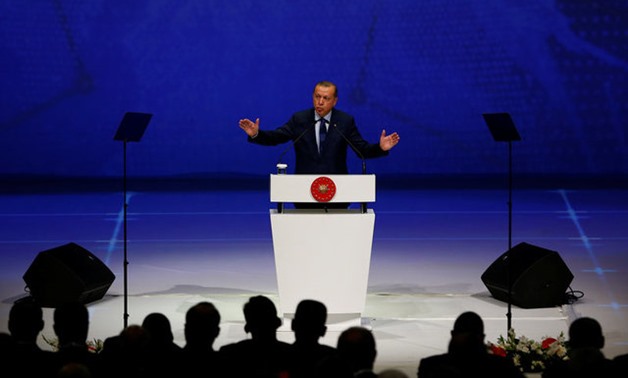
[276,121,316,172]
[332,123,366,175]
[332,123,368,213]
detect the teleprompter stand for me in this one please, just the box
[483,112,521,333]
[113,111,152,328]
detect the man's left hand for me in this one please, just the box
[379,130,400,151]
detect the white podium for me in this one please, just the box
[269,174,376,327]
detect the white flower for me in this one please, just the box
[488,329,569,373]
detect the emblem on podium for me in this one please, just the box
[310,176,336,202]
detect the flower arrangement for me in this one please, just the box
[487,328,569,372]
[42,335,104,353]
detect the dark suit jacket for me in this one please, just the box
[418,352,525,378]
[249,108,388,174]
[542,349,620,378]
[219,338,292,378]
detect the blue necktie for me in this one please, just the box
[319,118,327,154]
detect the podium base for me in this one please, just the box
[271,209,375,316]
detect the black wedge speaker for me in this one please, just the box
[481,242,574,308]
[23,243,115,308]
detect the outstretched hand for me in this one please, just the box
[239,118,260,138]
[379,130,400,151]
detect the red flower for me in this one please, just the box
[490,344,507,357]
[541,337,557,349]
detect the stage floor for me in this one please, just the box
[1,182,627,376]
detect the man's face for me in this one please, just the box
[313,85,338,117]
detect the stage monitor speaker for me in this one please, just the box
[22,242,115,308]
[481,242,574,309]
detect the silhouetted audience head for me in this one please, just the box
[292,299,328,343]
[379,369,409,378]
[184,301,221,349]
[451,311,483,336]
[56,362,92,378]
[107,324,150,359]
[568,317,604,350]
[8,299,44,345]
[337,326,377,373]
[243,295,282,337]
[614,353,628,372]
[142,312,175,347]
[448,311,486,355]
[120,324,149,350]
[98,324,150,378]
[53,301,89,347]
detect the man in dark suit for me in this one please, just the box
[239,80,399,174]
[239,80,400,208]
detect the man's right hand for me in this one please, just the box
[239,118,260,138]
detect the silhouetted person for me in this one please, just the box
[614,353,628,373]
[47,302,100,377]
[8,299,45,353]
[98,324,150,378]
[542,317,619,378]
[219,295,292,378]
[288,299,336,378]
[337,326,379,378]
[181,301,223,376]
[56,362,93,378]
[7,299,51,376]
[0,331,16,352]
[417,311,524,378]
[314,326,378,378]
[379,369,409,378]
[141,312,183,377]
[0,331,18,377]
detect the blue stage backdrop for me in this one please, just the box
[1,1,626,181]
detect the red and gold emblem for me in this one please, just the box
[310,176,336,202]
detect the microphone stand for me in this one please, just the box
[274,123,313,213]
[332,123,368,213]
